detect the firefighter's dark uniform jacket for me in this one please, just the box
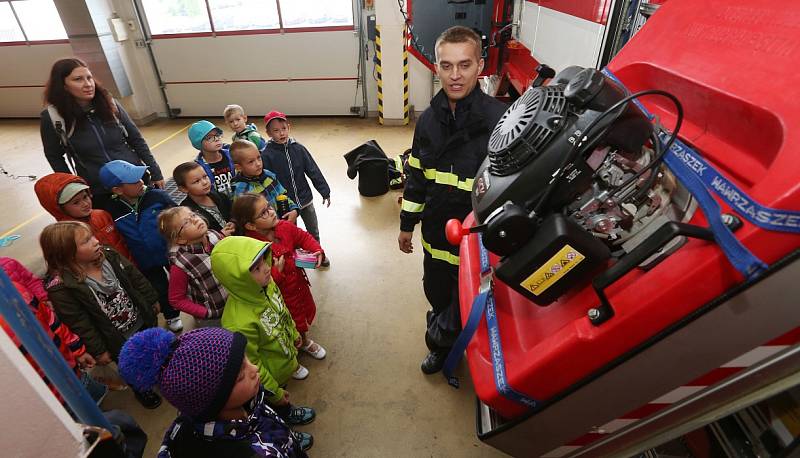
[400,87,507,266]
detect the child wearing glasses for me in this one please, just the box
[230,193,327,372]
[189,120,235,198]
[159,207,231,327]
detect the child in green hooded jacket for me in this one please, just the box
[211,236,315,425]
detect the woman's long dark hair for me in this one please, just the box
[43,58,117,129]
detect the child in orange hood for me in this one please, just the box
[35,172,132,261]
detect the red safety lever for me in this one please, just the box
[446,219,485,246]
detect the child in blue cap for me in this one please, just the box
[98,159,183,333]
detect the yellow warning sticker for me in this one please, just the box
[520,244,586,296]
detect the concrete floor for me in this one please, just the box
[1,117,508,457]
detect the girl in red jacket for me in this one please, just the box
[231,193,327,366]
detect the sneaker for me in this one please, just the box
[134,389,162,409]
[299,339,327,360]
[291,364,309,380]
[420,350,448,375]
[320,256,330,268]
[166,317,183,333]
[293,431,314,451]
[286,406,316,425]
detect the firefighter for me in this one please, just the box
[398,26,508,374]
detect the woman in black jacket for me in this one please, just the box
[40,58,165,199]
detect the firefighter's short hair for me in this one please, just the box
[434,26,482,62]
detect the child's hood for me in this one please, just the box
[34,173,89,221]
[211,236,272,304]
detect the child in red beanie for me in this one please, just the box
[118,327,312,457]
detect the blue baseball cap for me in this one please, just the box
[99,160,148,189]
[188,120,223,150]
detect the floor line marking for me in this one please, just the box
[0,122,192,238]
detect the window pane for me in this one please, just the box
[209,0,279,32]
[141,0,212,35]
[0,3,25,42]
[12,0,67,41]
[280,0,353,29]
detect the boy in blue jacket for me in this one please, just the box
[99,160,182,332]
[262,111,331,266]
[189,120,235,198]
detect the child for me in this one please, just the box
[224,104,267,153]
[0,257,107,405]
[35,172,132,260]
[98,160,183,332]
[231,194,327,361]
[189,120,235,198]
[263,111,331,267]
[174,161,232,233]
[119,327,312,456]
[40,221,162,408]
[211,236,316,424]
[230,139,300,223]
[159,206,229,327]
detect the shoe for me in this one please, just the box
[134,389,162,409]
[293,431,314,451]
[291,364,309,380]
[420,350,447,375]
[320,256,330,268]
[166,317,183,333]
[299,339,327,360]
[286,406,316,425]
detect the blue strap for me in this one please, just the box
[443,235,540,409]
[602,68,769,279]
[443,234,491,388]
[0,269,114,431]
[661,136,767,278]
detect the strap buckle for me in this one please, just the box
[479,268,493,293]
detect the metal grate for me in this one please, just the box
[488,85,567,176]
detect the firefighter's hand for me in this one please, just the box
[398,231,414,253]
[285,210,298,224]
[322,197,331,207]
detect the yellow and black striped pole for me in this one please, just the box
[376,25,384,125]
[403,26,410,125]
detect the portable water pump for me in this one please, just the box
[469,66,694,305]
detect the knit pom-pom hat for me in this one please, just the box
[119,327,246,420]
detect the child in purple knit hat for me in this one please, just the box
[118,327,312,457]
